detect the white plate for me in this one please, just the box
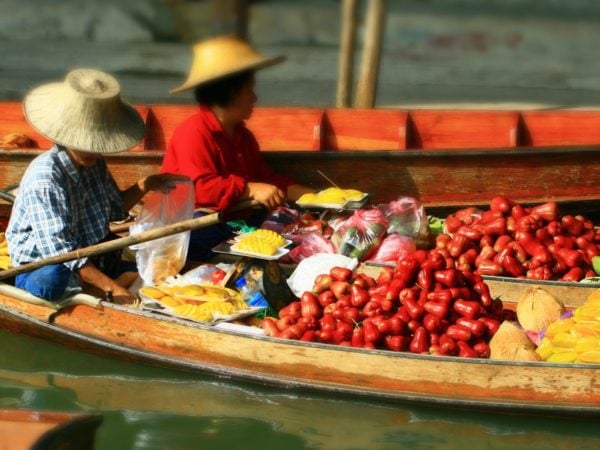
[229,242,291,260]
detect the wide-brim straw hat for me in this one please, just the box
[170,35,285,94]
[24,68,145,154]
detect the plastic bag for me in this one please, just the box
[260,206,300,234]
[130,181,194,285]
[377,197,431,248]
[330,209,388,261]
[377,197,425,236]
[281,232,335,264]
[286,253,358,298]
[368,233,416,263]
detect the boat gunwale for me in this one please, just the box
[0,294,599,417]
[3,145,600,158]
[3,295,600,371]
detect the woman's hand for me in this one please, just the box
[246,182,285,210]
[138,173,190,194]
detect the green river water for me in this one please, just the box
[0,328,598,450]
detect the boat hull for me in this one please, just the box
[0,292,597,416]
[0,409,101,450]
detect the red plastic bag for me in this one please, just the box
[331,209,388,261]
[281,233,335,264]
[369,233,416,263]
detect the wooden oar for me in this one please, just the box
[0,199,259,280]
[0,213,219,280]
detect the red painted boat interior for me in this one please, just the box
[2,102,600,152]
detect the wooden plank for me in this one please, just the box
[144,104,198,151]
[265,147,600,208]
[246,107,324,151]
[521,111,600,147]
[323,108,407,150]
[408,110,519,150]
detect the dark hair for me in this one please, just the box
[194,70,254,107]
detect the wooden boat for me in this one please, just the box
[0,408,102,450]
[1,101,600,219]
[0,277,598,417]
[1,101,599,416]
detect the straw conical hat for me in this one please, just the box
[171,35,285,94]
[24,68,145,154]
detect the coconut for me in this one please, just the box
[516,287,565,333]
[489,321,541,361]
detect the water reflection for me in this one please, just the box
[0,329,598,450]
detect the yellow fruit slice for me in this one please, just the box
[577,350,600,364]
[297,193,319,203]
[139,286,166,300]
[535,337,554,360]
[236,236,278,256]
[159,295,184,308]
[546,351,579,363]
[343,189,364,200]
[250,229,286,247]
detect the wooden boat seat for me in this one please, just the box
[144,104,198,151]
[520,111,600,147]
[323,108,408,151]
[407,110,519,150]
[246,107,323,151]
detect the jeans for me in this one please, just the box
[188,211,234,262]
[15,256,137,302]
[15,264,81,301]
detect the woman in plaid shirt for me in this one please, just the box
[6,68,187,302]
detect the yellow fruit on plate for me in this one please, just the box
[248,229,286,247]
[298,193,318,203]
[236,236,278,256]
[140,286,166,300]
[343,189,364,200]
[159,295,184,308]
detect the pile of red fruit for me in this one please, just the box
[262,252,506,358]
[441,196,600,281]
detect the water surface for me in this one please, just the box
[0,329,597,450]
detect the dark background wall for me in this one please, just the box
[2,0,600,108]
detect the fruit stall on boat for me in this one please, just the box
[0,102,599,416]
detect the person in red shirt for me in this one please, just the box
[162,35,314,260]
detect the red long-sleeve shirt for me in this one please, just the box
[160,106,294,211]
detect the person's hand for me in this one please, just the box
[246,182,285,210]
[109,284,136,305]
[139,173,190,194]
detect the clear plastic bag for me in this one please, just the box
[377,197,430,248]
[130,181,194,285]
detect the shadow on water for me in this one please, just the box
[0,329,598,450]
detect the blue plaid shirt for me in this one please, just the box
[6,145,126,271]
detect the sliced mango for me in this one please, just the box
[546,351,579,363]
